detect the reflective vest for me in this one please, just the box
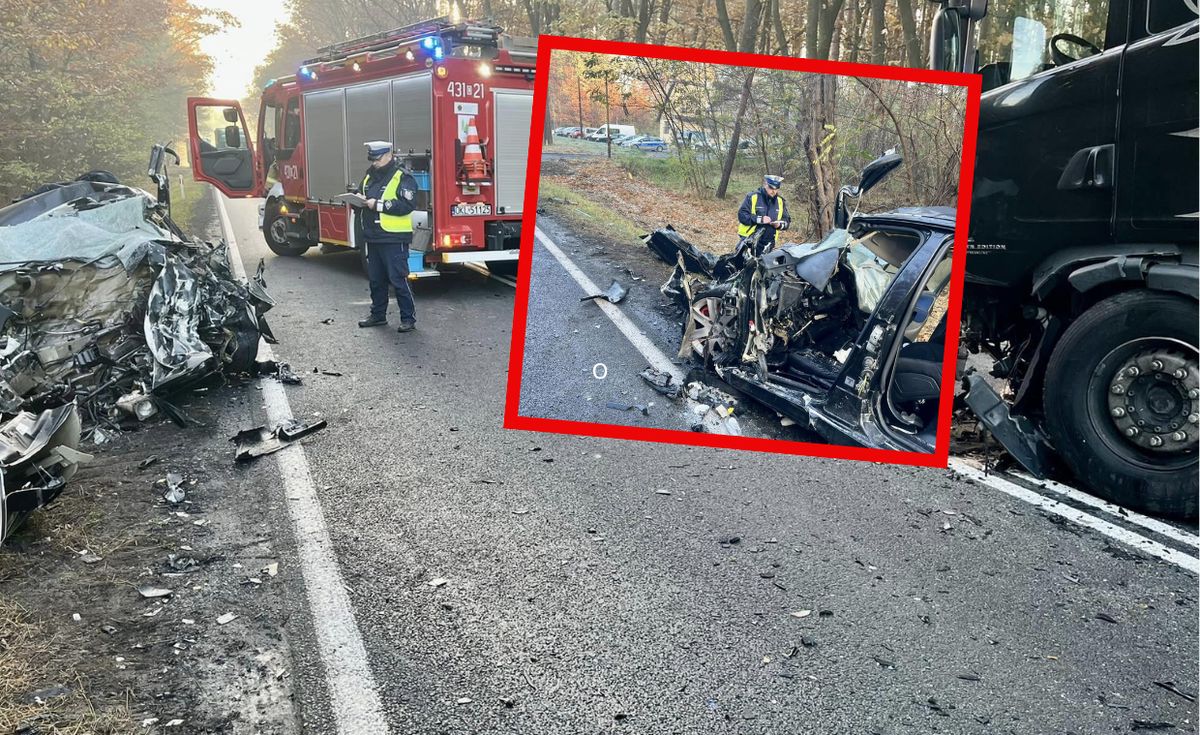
[361,169,413,233]
[737,192,785,237]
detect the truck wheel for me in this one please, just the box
[485,261,519,278]
[262,203,310,257]
[1043,290,1198,519]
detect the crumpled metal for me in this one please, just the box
[0,403,89,543]
[0,180,274,432]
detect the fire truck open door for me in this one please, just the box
[186,97,262,198]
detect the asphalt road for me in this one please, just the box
[218,194,1198,735]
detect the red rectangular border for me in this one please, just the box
[504,35,983,470]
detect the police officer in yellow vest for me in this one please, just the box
[356,141,419,332]
[737,174,791,253]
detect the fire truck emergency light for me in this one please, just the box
[421,37,437,49]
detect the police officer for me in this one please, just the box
[736,174,791,253]
[356,141,419,332]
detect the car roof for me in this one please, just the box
[858,206,955,230]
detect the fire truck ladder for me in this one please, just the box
[304,16,504,64]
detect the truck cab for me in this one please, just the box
[931,0,1199,518]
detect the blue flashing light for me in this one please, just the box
[300,66,309,76]
[433,46,444,60]
[421,36,436,49]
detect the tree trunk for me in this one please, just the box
[770,0,789,55]
[716,68,755,200]
[801,74,838,236]
[714,0,738,52]
[736,0,763,53]
[896,0,921,67]
[870,0,885,65]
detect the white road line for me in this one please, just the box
[215,192,391,734]
[1008,468,1200,550]
[949,458,1199,574]
[537,225,1196,573]
[535,227,685,382]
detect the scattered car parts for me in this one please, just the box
[233,418,328,462]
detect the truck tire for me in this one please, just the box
[262,202,310,257]
[1042,290,1198,519]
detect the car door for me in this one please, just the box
[186,98,262,198]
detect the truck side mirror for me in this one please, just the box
[225,125,241,149]
[929,6,963,72]
[223,107,239,123]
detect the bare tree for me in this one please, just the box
[715,67,755,199]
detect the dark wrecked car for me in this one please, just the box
[649,153,956,453]
[0,145,274,542]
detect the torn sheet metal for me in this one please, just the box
[0,180,274,432]
[232,418,327,462]
[580,280,628,304]
[0,404,90,543]
[639,367,682,399]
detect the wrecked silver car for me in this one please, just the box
[651,153,957,453]
[0,148,274,541]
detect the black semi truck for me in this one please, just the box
[931,0,1199,518]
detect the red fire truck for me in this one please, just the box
[185,16,536,278]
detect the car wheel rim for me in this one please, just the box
[689,297,736,360]
[1091,336,1198,467]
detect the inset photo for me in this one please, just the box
[507,38,981,465]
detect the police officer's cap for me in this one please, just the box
[763,174,784,189]
[364,141,393,160]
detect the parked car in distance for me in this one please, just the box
[573,127,597,139]
[618,135,649,147]
[633,136,668,152]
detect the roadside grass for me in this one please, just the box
[163,168,211,234]
[0,598,135,734]
[21,480,140,559]
[537,178,645,246]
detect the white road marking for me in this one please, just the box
[1008,468,1200,550]
[535,227,685,382]
[949,459,1199,574]
[536,225,1194,571]
[215,192,391,734]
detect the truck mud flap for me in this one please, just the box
[963,373,1051,477]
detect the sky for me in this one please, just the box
[194,0,290,99]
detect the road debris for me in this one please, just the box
[606,401,650,416]
[137,585,172,599]
[581,279,628,304]
[162,472,186,504]
[1153,681,1196,703]
[232,418,327,462]
[258,360,302,385]
[216,612,238,625]
[428,577,449,588]
[638,366,682,399]
[1131,721,1176,731]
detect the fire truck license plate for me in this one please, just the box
[450,203,492,217]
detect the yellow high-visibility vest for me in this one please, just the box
[737,192,785,237]
[361,169,413,233]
